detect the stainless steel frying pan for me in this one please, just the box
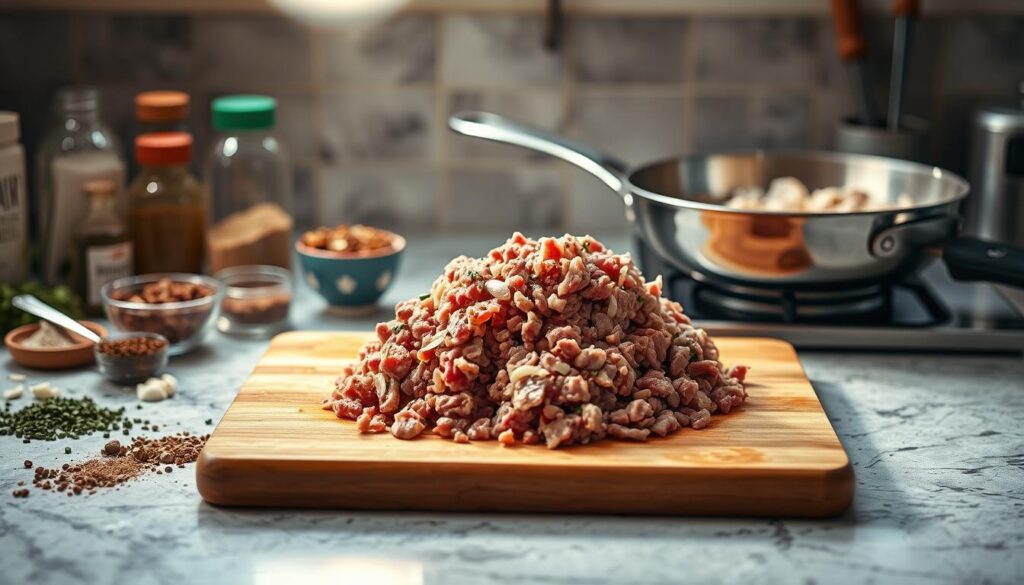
[449,111,1024,289]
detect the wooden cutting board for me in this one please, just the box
[196,332,854,517]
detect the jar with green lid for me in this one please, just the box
[128,132,208,274]
[206,95,292,223]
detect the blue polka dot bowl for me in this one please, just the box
[295,234,405,314]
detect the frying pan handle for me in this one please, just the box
[448,111,630,196]
[943,237,1024,288]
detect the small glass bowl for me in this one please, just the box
[95,331,170,385]
[101,273,222,356]
[214,265,292,338]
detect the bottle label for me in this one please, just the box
[0,162,28,283]
[86,242,133,306]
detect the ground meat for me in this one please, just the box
[324,233,748,448]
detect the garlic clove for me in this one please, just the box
[30,382,60,400]
[160,373,178,397]
[136,379,168,402]
[4,384,24,400]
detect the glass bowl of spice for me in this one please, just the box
[95,332,169,385]
[214,265,291,338]
[101,274,222,356]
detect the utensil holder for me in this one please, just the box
[835,115,928,162]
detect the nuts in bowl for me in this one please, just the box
[101,274,222,355]
[296,224,404,312]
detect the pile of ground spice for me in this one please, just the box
[0,397,133,442]
[97,336,168,358]
[21,321,77,349]
[21,432,208,498]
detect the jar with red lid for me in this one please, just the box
[127,132,209,274]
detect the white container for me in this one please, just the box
[0,111,29,283]
[36,87,125,284]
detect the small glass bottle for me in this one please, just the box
[128,132,209,274]
[73,179,133,314]
[36,87,125,284]
[206,95,292,222]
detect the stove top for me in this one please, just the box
[635,237,1024,353]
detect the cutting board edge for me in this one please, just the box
[195,448,854,518]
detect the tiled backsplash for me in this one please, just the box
[2,9,1023,233]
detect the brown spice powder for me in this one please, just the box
[25,432,208,497]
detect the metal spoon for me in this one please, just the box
[13,295,102,343]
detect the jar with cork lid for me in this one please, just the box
[127,132,209,274]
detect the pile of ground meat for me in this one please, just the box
[324,233,748,449]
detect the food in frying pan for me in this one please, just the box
[724,177,911,212]
[324,233,748,448]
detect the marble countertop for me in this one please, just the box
[2,233,1022,585]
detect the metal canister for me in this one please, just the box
[965,87,1024,246]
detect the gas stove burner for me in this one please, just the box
[688,277,893,324]
[632,233,1024,352]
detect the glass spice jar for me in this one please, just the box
[127,132,208,274]
[214,265,291,338]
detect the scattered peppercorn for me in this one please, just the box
[0,397,128,441]
[64,446,71,454]
[23,460,32,468]
[103,440,121,456]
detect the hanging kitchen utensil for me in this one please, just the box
[831,0,880,127]
[887,0,919,131]
[449,111,1024,289]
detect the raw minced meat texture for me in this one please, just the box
[324,233,748,448]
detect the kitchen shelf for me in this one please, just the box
[1,0,1021,14]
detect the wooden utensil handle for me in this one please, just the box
[831,0,867,61]
[892,0,920,17]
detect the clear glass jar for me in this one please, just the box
[36,87,125,284]
[127,132,208,274]
[206,95,292,223]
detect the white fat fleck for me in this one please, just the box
[509,365,550,384]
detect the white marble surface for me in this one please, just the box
[2,233,1023,585]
